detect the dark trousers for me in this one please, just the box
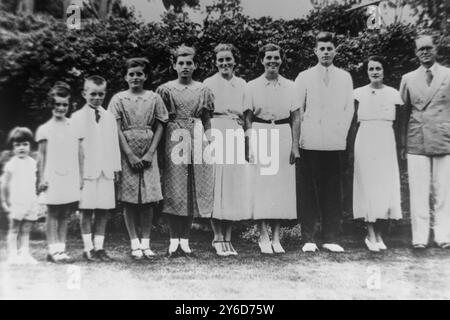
[296,149,343,243]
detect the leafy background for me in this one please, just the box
[1,1,449,237]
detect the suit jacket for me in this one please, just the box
[400,63,450,155]
[71,105,121,180]
[295,64,354,151]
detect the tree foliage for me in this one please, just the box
[0,3,449,134]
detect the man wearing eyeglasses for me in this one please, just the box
[399,35,450,250]
[294,31,354,253]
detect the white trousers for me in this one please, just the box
[408,154,450,245]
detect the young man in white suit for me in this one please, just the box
[294,32,354,253]
[400,35,450,249]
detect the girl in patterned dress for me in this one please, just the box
[156,46,214,257]
[109,58,168,260]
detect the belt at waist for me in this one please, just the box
[168,116,199,122]
[252,116,290,125]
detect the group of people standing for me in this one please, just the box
[2,31,450,265]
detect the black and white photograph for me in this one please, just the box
[1,0,450,303]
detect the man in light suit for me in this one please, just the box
[294,32,354,253]
[400,35,450,249]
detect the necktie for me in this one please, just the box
[323,68,330,86]
[426,69,433,87]
[94,109,100,123]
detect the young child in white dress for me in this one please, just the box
[1,127,39,265]
[71,76,121,262]
[36,82,83,263]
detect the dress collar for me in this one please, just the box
[169,80,202,91]
[259,74,288,88]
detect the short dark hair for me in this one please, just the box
[315,31,337,47]
[258,43,284,61]
[363,55,389,78]
[7,127,34,147]
[125,57,150,75]
[48,81,71,108]
[214,43,240,64]
[84,75,107,90]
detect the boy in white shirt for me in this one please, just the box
[71,76,121,261]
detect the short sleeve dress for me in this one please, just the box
[35,118,82,205]
[156,80,214,218]
[203,73,253,221]
[243,75,299,220]
[109,90,169,204]
[4,155,39,221]
[353,85,403,222]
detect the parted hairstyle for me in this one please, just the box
[47,81,71,109]
[7,127,34,147]
[258,43,284,61]
[364,55,389,78]
[84,75,107,90]
[214,43,240,64]
[171,45,197,64]
[125,57,150,75]
[315,31,337,47]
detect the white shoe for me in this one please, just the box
[142,248,156,258]
[271,242,285,254]
[168,239,180,253]
[5,253,20,265]
[19,253,39,265]
[322,243,345,252]
[377,239,387,250]
[365,238,380,252]
[258,241,273,254]
[302,243,318,252]
[179,239,192,254]
[58,252,71,261]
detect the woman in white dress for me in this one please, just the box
[203,44,251,256]
[244,43,300,254]
[351,56,403,252]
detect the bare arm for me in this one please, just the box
[37,140,48,191]
[201,109,212,142]
[0,171,11,212]
[244,109,253,163]
[290,109,301,164]
[116,119,144,171]
[78,139,84,189]
[142,120,165,164]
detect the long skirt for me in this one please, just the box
[211,117,253,221]
[249,122,297,220]
[353,120,402,222]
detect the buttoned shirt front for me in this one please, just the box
[71,105,121,179]
[203,73,246,118]
[295,64,354,151]
[400,63,450,155]
[244,74,299,121]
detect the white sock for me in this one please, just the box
[169,238,179,253]
[94,235,104,251]
[179,238,191,253]
[59,243,66,252]
[82,234,94,252]
[48,243,58,255]
[7,233,18,256]
[130,238,140,250]
[141,238,150,250]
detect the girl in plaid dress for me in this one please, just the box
[109,58,168,260]
[156,46,214,257]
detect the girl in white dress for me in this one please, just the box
[351,56,403,252]
[36,82,83,262]
[1,127,39,265]
[244,44,300,254]
[203,44,251,256]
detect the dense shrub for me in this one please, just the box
[1,5,449,236]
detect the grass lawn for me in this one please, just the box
[1,231,450,300]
